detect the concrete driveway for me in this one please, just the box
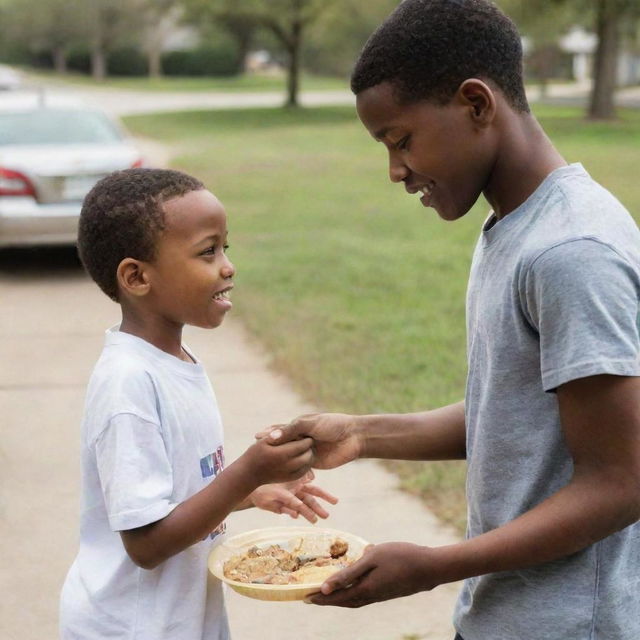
[0,248,461,640]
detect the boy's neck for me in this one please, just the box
[119,309,187,361]
[484,111,567,220]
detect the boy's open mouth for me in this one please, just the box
[420,183,434,197]
[405,181,434,198]
[416,182,435,207]
[212,286,233,302]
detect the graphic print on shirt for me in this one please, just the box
[200,446,226,539]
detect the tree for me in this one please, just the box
[86,0,146,80]
[588,0,639,119]
[502,0,640,120]
[0,0,85,72]
[140,0,182,78]
[187,0,340,107]
[303,0,398,77]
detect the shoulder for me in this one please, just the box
[519,238,639,315]
[84,345,162,441]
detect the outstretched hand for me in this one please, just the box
[305,542,438,608]
[250,470,338,523]
[256,413,363,470]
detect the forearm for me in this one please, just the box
[356,400,466,461]
[121,457,258,569]
[428,470,640,587]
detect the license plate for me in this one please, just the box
[63,175,103,201]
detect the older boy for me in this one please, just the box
[60,169,336,639]
[265,1,640,638]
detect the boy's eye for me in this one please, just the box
[395,136,410,151]
[201,244,229,256]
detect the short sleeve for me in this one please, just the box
[523,238,640,391]
[95,413,177,531]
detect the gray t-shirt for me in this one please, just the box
[454,164,640,639]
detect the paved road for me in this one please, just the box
[23,79,640,117]
[0,247,461,640]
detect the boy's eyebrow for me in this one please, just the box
[373,126,396,141]
[193,233,220,247]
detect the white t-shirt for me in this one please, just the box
[60,328,230,640]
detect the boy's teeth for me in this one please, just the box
[213,291,229,300]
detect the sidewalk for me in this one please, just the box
[188,321,462,640]
[0,270,461,640]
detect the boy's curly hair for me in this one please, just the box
[78,168,204,301]
[351,0,529,112]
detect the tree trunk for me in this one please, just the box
[285,19,302,108]
[91,48,107,81]
[147,46,163,79]
[236,32,252,73]
[588,0,620,120]
[53,46,67,75]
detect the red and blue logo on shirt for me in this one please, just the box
[200,446,224,478]
[200,446,226,540]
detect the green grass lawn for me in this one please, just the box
[125,104,640,534]
[21,68,349,92]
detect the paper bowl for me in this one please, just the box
[208,526,369,601]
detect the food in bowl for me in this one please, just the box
[223,537,352,585]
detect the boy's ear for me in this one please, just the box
[457,79,496,127]
[117,258,151,298]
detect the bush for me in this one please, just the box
[28,50,54,69]
[67,46,92,74]
[108,47,148,76]
[162,45,241,77]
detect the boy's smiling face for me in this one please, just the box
[356,81,497,221]
[145,189,234,330]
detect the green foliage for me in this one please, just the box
[303,0,399,76]
[67,46,92,74]
[162,45,242,77]
[108,47,149,76]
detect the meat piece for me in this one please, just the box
[329,539,349,558]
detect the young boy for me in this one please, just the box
[60,168,337,640]
[264,1,640,638]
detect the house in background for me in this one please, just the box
[560,25,640,85]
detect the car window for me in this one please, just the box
[0,109,124,146]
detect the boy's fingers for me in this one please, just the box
[284,495,318,523]
[255,425,285,441]
[280,436,313,454]
[320,563,366,595]
[299,484,339,505]
[256,420,308,445]
[301,469,315,483]
[302,496,329,519]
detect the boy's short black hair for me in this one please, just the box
[351,0,529,112]
[78,168,204,301]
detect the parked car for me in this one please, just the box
[0,91,145,248]
[0,65,22,91]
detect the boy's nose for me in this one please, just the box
[389,154,409,183]
[221,257,235,279]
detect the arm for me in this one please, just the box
[309,374,640,606]
[121,436,313,570]
[358,401,466,461]
[259,400,466,469]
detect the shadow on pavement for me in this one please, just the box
[0,245,86,281]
